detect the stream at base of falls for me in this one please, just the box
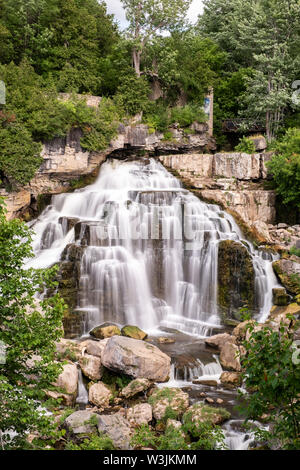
[26,157,277,449]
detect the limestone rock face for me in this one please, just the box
[214,153,260,180]
[65,410,98,434]
[88,382,112,408]
[79,354,102,381]
[205,333,236,350]
[273,258,300,295]
[120,378,152,398]
[218,240,255,320]
[54,363,78,395]
[149,388,189,420]
[101,336,171,382]
[90,323,121,339]
[0,188,31,220]
[97,413,132,450]
[219,342,241,371]
[126,403,153,427]
[232,321,255,342]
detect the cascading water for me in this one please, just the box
[27,158,280,337]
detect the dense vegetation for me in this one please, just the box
[0,0,299,189]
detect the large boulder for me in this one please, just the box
[149,387,189,421]
[126,404,153,427]
[101,336,171,382]
[273,258,300,295]
[205,333,236,350]
[272,287,289,306]
[88,382,112,408]
[79,354,102,381]
[54,363,78,395]
[79,338,109,358]
[232,320,255,342]
[121,325,147,340]
[97,413,132,450]
[65,410,98,434]
[183,403,230,427]
[219,342,241,371]
[120,378,152,399]
[218,240,255,321]
[55,339,81,361]
[90,323,121,339]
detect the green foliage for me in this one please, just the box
[156,425,189,450]
[170,104,207,127]
[290,246,300,258]
[240,321,300,449]
[0,201,66,449]
[65,433,115,450]
[267,128,300,209]
[235,136,256,154]
[130,424,157,449]
[116,74,151,116]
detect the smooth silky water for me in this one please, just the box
[26,158,280,449]
[27,157,279,336]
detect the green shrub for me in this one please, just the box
[65,434,115,450]
[235,136,256,153]
[170,104,207,128]
[116,74,150,116]
[267,128,300,209]
[130,424,157,449]
[290,246,300,257]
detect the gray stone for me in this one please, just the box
[65,410,98,434]
[97,413,132,450]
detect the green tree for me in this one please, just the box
[199,0,300,140]
[240,320,300,449]
[0,202,66,450]
[121,0,192,77]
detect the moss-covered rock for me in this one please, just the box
[272,258,300,295]
[148,387,189,421]
[90,323,121,339]
[272,287,289,306]
[121,325,147,340]
[218,240,255,321]
[183,403,231,428]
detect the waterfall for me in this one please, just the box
[76,368,89,405]
[27,158,280,337]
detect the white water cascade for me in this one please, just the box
[27,158,280,337]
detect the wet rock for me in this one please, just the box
[90,323,121,339]
[120,378,152,398]
[126,404,152,427]
[220,371,242,389]
[79,354,102,381]
[65,410,98,434]
[272,287,289,306]
[205,333,236,350]
[205,397,215,404]
[269,303,300,318]
[218,240,255,321]
[192,379,218,387]
[102,336,171,382]
[97,413,132,450]
[183,403,230,426]
[219,342,241,371]
[88,382,113,408]
[121,325,147,340]
[58,216,79,233]
[149,387,189,421]
[157,337,175,344]
[216,398,224,404]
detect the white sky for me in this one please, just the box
[105,0,204,29]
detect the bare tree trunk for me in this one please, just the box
[132,48,141,77]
